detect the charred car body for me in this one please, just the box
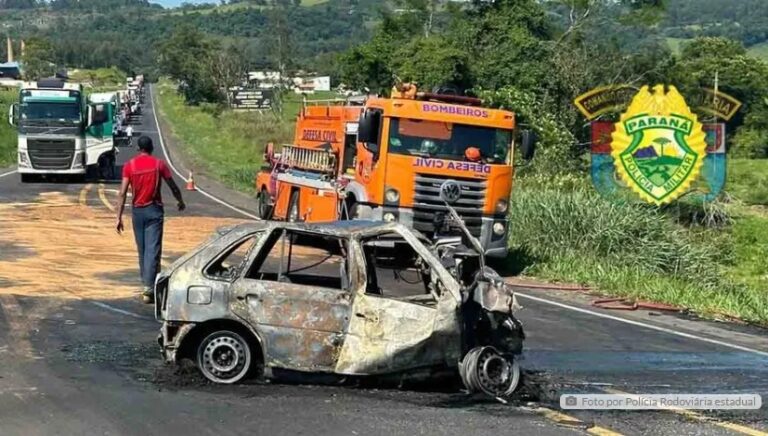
[156,220,525,397]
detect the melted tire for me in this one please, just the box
[459,346,520,398]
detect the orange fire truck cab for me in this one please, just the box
[255,86,535,258]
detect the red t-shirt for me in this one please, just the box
[122,153,172,207]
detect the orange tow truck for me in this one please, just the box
[255,84,535,257]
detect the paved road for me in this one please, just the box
[0,86,766,435]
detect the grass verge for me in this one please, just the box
[155,83,293,193]
[727,159,768,206]
[507,183,768,325]
[0,89,18,167]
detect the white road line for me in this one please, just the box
[149,85,259,220]
[0,169,18,178]
[149,85,768,359]
[89,301,152,320]
[516,292,768,358]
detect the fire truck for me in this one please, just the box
[255,84,535,257]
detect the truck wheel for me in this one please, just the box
[196,330,252,384]
[256,188,272,220]
[98,153,116,180]
[287,190,300,222]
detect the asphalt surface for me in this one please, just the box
[0,86,766,436]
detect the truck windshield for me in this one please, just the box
[388,118,512,164]
[20,101,81,124]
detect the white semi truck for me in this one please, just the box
[8,78,114,182]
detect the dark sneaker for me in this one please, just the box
[142,290,155,305]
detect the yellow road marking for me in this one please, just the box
[98,183,115,212]
[79,184,93,206]
[603,388,767,436]
[535,407,624,435]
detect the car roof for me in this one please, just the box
[222,220,418,239]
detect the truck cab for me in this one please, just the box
[9,78,111,182]
[255,86,533,258]
[353,89,518,258]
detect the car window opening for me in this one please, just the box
[362,233,439,307]
[206,235,260,280]
[248,229,349,291]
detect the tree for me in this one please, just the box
[21,37,55,80]
[209,43,249,106]
[157,25,220,104]
[265,0,295,75]
[670,37,768,157]
[391,36,471,91]
[654,137,671,157]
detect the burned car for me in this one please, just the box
[156,220,525,397]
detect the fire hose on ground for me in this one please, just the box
[506,282,682,312]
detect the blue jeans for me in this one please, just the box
[132,204,164,289]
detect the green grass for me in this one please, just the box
[747,41,768,61]
[507,184,768,325]
[155,83,293,193]
[0,89,18,167]
[727,214,768,293]
[727,159,768,206]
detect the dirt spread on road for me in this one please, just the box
[0,190,245,300]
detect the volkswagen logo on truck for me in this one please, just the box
[440,180,462,204]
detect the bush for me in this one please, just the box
[507,184,768,324]
[481,87,579,175]
[0,89,18,167]
[509,186,725,285]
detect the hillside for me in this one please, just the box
[0,0,383,75]
[663,0,768,49]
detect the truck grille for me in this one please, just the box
[412,174,486,236]
[27,139,75,170]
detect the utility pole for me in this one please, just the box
[7,36,14,63]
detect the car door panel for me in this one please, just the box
[231,279,352,371]
[336,292,461,375]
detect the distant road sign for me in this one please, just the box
[229,88,273,110]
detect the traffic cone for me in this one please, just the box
[185,171,197,191]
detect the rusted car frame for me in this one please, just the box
[156,220,524,397]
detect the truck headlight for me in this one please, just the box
[385,188,400,204]
[493,222,506,235]
[495,199,509,214]
[18,152,30,168]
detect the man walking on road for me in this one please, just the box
[125,124,134,147]
[115,136,186,304]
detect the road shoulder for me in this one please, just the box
[150,84,259,217]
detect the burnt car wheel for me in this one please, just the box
[459,346,520,398]
[197,330,252,384]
